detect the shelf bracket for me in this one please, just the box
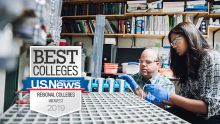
[161,36,165,47]
[89,35,94,45]
[195,13,199,19]
[131,36,136,48]
[116,36,119,46]
[213,29,220,49]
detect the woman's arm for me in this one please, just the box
[146,83,208,114]
[168,94,208,114]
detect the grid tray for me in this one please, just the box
[0,93,189,124]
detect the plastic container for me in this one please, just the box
[158,68,174,78]
[122,62,139,74]
[104,63,118,74]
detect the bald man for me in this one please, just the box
[119,49,175,105]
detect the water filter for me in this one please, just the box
[102,80,110,92]
[86,77,129,93]
[107,78,115,93]
[117,79,129,93]
[97,78,105,93]
[87,77,99,92]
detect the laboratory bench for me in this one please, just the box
[0,93,189,124]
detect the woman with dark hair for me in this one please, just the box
[145,22,220,124]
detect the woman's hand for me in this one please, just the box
[144,92,162,104]
[145,84,170,102]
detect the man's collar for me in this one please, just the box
[148,72,160,84]
[139,72,160,84]
[138,72,149,83]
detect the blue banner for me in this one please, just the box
[22,77,89,91]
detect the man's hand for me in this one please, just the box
[118,74,138,92]
[145,84,170,102]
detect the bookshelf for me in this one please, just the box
[62,12,210,19]
[61,0,220,40]
[60,33,166,39]
[63,0,126,3]
[62,15,126,20]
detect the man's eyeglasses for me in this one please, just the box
[139,59,158,65]
[170,35,182,47]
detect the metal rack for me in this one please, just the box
[0,0,64,115]
[0,93,189,124]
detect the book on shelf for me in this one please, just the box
[185,0,208,12]
[62,19,119,34]
[62,20,73,33]
[209,18,220,26]
[89,3,125,15]
[190,13,208,35]
[125,19,132,34]
[199,20,208,35]
[147,0,163,12]
[147,0,162,9]
[88,20,95,33]
[105,19,115,34]
[61,2,125,16]
[118,20,125,34]
[195,17,204,29]
[128,15,182,35]
[61,4,88,16]
[211,1,220,14]
[131,17,135,34]
[162,1,184,12]
[62,20,90,33]
[127,0,148,13]
[135,17,143,34]
[61,14,183,36]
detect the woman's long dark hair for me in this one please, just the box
[168,22,210,84]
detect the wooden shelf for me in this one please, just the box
[181,11,208,14]
[125,11,209,16]
[62,15,95,19]
[125,12,174,16]
[208,13,220,17]
[61,33,209,39]
[119,34,165,38]
[62,11,209,20]
[62,15,125,20]
[61,33,165,39]
[203,35,208,38]
[60,33,123,37]
[61,33,93,36]
[208,26,220,32]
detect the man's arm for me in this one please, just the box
[134,86,164,108]
[118,74,163,107]
[134,86,146,98]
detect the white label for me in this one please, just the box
[30,89,81,117]
[30,46,81,77]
